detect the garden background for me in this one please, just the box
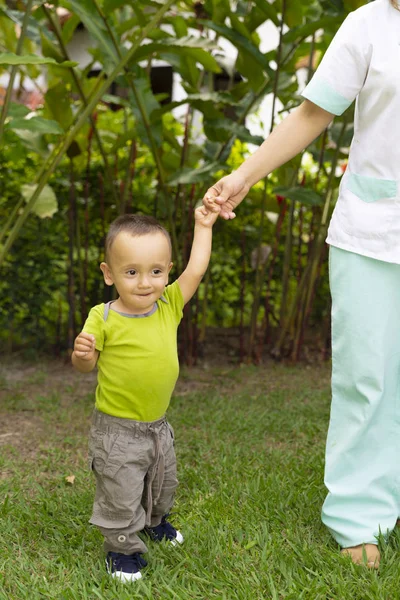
[2,1,397,599]
[0,0,362,364]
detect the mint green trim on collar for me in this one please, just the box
[301,77,352,116]
[346,173,397,203]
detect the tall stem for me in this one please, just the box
[91,0,180,267]
[41,5,119,206]
[0,0,34,144]
[0,0,175,266]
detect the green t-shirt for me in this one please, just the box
[82,281,184,421]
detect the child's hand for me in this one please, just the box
[73,332,96,360]
[194,203,220,228]
[203,171,249,220]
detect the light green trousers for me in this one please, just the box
[323,246,400,548]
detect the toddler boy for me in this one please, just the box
[72,205,218,582]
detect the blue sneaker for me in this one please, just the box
[145,515,184,546]
[105,551,147,582]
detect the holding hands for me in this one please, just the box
[202,171,250,220]
[194,203,220,228]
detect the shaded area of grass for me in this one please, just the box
[0,360,399,599]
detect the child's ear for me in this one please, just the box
[165,262,173,286]
[100,262,113,286]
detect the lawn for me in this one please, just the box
[0,358,399,599]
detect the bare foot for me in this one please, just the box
[341,544,380,569]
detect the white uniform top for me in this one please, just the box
[302,0,400,264]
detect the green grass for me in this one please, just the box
[1,360,400,599]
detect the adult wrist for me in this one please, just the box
[235,166,254,190]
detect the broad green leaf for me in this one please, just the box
[282,16,342,44]
[273,186,324,206]
[159,51,201,88]
[128,73,163,149]
[153,92,241,118]
[0,53,77,67]
[167,162,227,186]
[102,94,131,109]
[40,32,65,65]
[107,128,138,153]
[131,4,147,28]
[44,83,74,130]
[61,14,81,45]
[204,118,264,146]
[203,21,270,71]
[63,0,119,63]
[235,51,266,91]
[0,15,17,53]
[246,6,272,33]
[162,124,181,153]
[6,129,50,157]
[7,102,31,118]
[230,14,251,40]
[285,0,305,27]
[204,0,231,24]
[169,15,188,37]
[251,0,279,27]
[21,184,58,218]
[0,7,57,44]
[103,0,127,13]
[116,17,139,36]
[131,37,221,73]
[7,117,64,135]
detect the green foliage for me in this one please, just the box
[0,0,361,358]
[0,52,76,66]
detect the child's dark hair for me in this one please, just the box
[105,214,172,261]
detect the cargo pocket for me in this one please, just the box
[339,173,397,239]
[87,432,96,472]
[167,422,175,446]
[91,432,128,479]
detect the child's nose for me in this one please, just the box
[138,275,150,288]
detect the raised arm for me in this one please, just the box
[177,205,219,305]
[203,100,334,219]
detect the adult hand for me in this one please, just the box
[203,171,250,220]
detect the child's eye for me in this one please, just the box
[127,269,136,276]
[152,269,162,275]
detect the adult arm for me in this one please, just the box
[203,100,334,219]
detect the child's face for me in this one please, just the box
[100,231,173,314]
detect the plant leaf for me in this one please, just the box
[166,162,227,186]
[63,0,119,64]
[0,53,77,67]
[7,117,64,135]
[131,37,220,73]
[21,184,58,218]
[204,118,264,145]
[202,21,270,71]
[273,186,324,206]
